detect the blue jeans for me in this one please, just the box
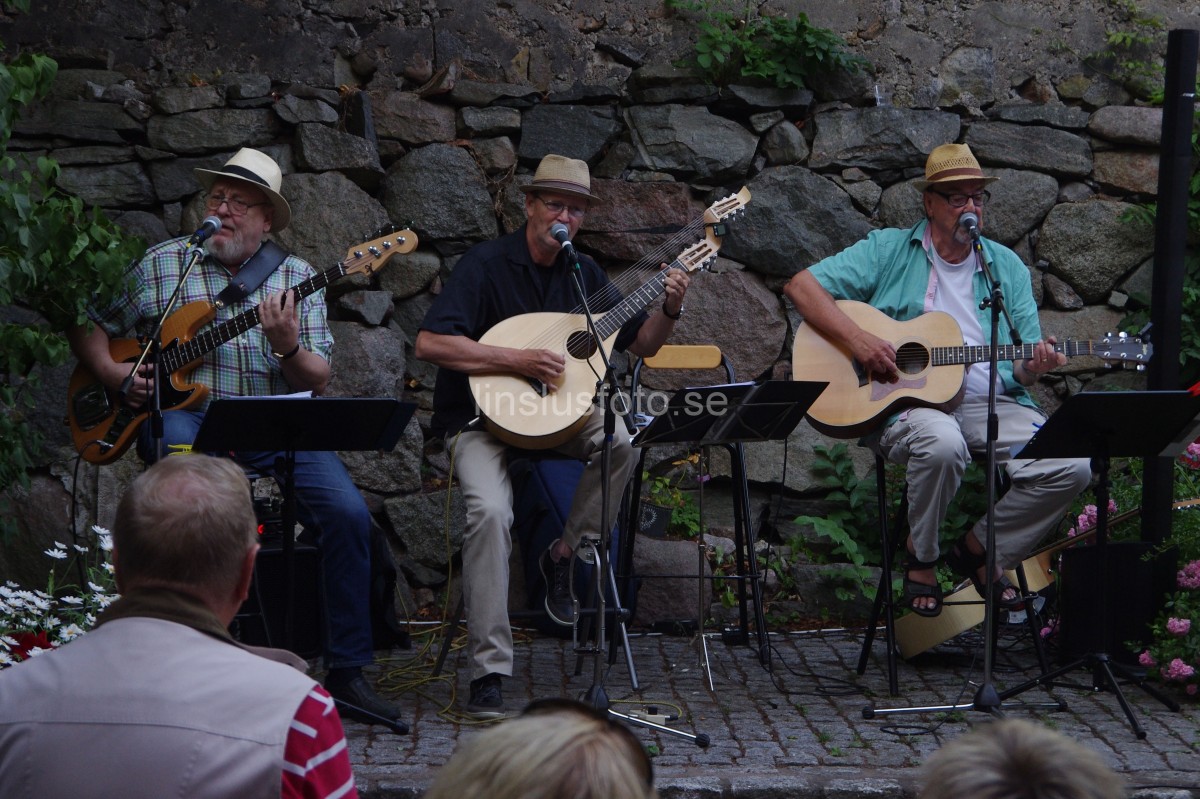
[139,410,374,669]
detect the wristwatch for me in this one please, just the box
[663,302,684,320]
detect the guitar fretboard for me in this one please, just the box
[160,260,354,374]
[934,340,1099,366]
[592,266,676,341]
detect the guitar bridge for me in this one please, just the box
[527,377,548,397]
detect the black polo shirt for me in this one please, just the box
[420,225,648,436]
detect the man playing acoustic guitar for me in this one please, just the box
[784,143,1091,618]
[414,154,691,719]
[66,148,406,729]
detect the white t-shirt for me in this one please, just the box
[929,247,998,398]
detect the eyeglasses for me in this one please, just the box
[537,196,587,219]
[931,189,990,208]
[204,193,268,216]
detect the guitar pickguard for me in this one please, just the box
[870,375,927,403]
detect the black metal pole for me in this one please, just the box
[1143,29,1198,545]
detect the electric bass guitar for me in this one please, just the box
[468,188,751,449]
[792,300,1153,438]
[66,227,417,465]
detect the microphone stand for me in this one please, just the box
[119,243,206,464]
[971,222,1010,713]
[563,242,709,748]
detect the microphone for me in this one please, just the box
[549,222,577,262]
[959,211,980,240]
[188,216,222,246]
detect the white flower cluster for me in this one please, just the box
[0,526,118,668]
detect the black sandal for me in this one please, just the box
[945,539,1023,610]
[901,556,943,618]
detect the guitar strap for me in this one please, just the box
[214,240,289,309]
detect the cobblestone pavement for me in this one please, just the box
[344,623,1200,798]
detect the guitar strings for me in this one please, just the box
[512,213,713,353]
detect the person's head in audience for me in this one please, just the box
[423,698,656,799]
[920,719,1124,799]
[114,454,259,620]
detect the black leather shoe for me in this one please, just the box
[327,674,409,733]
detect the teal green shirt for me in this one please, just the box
[806,219,1040,409]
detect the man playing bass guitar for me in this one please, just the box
[784,143,1091,619]
[66,148,406,729]
[414,154,691,720]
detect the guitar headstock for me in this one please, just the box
[1095,331,1153,370]
[677,187,752,274]
[342,225,419,276]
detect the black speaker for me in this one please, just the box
[1058,541,1176,666]
[231,539,324,660]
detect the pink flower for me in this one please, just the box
[1188,684,1198,696]
[1139,650,1156,668]
[1040,618,1059,639]
[1066,527,1077,538]
[1160,658,1196,682]
[1167,617,1192,636]
[1180,440,1200,469]
[1179,560,1200,590]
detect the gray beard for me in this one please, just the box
[205,230,253,267]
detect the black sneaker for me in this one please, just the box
[466,673,506,720]
[539,544,576,626]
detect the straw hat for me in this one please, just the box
[194,148,292,231]
[518,154,599,203]
[912,143,998,191]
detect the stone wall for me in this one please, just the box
[3,0,1196,599]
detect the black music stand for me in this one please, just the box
[194,397,414,653]
[997,390,1200,738]
[628,380,826,669]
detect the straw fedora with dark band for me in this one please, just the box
[194,148,292,231]
[518,154,599,203]
[913,143,998,191]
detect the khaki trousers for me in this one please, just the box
[878,395,1092,569]
[449,410,637,680]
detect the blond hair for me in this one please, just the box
[114,456,256,596]
[424,700,656,799]
[920,719,1124,799]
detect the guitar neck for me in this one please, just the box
[591,264,675,340]
[161,262,347,374]
[934,340,1096,367]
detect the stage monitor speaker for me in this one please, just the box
[231,539,323,660]
[1058,541,1176,666]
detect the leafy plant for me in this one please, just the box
[641,450,706,538]
[0,35,144,535]
[707,543,738,608]
[1085,0,1168,100]
[1127,441,1200,697]
[792,443,881,601]
[667,0,868,89]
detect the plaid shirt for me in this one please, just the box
[92,236,334,408]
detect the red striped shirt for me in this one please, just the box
[282,685,358,799]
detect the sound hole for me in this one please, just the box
[566,330,597,359]
[895,342,930,376]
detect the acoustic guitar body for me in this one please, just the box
[469,311,617,449]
